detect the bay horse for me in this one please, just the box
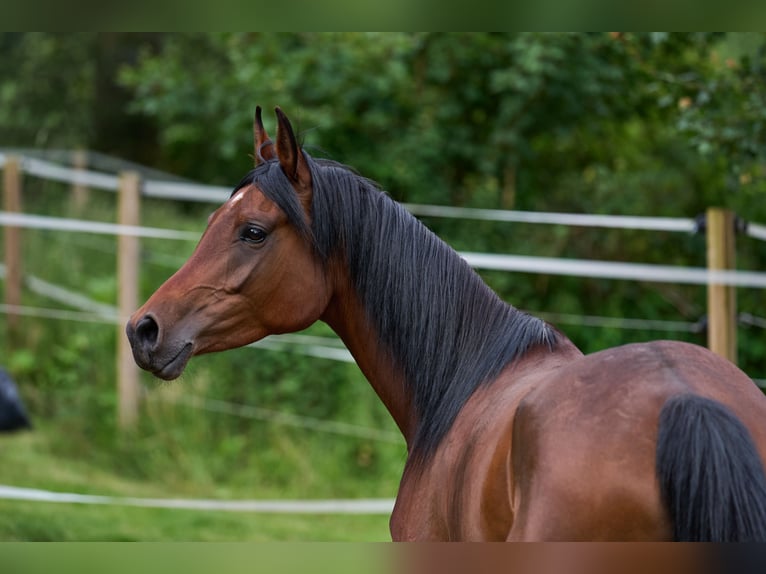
[126,107,766,541]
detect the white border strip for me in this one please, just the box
[0,485,395,514]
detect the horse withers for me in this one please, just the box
[126,106,766,541]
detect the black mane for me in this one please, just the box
[235,155,559,459]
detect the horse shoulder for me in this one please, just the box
[391,346,581,540]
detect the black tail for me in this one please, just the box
[656,393,766,541]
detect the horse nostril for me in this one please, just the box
[135,315,160,349]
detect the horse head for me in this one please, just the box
[126,107,331,380]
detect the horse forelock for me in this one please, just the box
[236,153,559,459]
[232,161,314,246]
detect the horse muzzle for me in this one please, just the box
[125,314,194,380]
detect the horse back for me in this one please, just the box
[508,340,766,540]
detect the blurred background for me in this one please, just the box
[0,32,765,540]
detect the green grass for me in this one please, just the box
[0,428,392,541]
[0,501,392,541]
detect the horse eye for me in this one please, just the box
[241,226,267,245]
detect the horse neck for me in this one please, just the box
[320,266,418,446]
[317,218,556,458]
[310,168,559,458]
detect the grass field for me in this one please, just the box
[0,427,393,541]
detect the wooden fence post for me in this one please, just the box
[3,156,22,339]
[117,171,141,430]
[706,207,737,364]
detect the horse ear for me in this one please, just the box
[254,106,275,165]
[274,106,312,192]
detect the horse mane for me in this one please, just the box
[235,155,559,459]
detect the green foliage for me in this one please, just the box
[4,32,765,216]
[674,36,766,206]
[0,33,97,148]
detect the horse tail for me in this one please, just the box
[656,393,766,541]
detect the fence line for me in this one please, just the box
[0,301,713,337]
[3,301,763,391]
[164,394,402,443]
[0,263,117,319]
[9,151,763,234]
[252,337,355,363]
[0,255,715,338]
[0,148,193,183]
[4,211,766,288]
[4,151,765,515]
[748,222,766,242]
[2,154,765,406]
[0,300,714,337]
[0,211,200,240]
[143,180,230,203]
[405,204,698,232]
[16,155,121,191]
[459,252,766,288]
[0,303,115,324]
[0,485,395,514]
[739,312,766,330]
[534,311,703,334]
[0,264,353,363]
[3,290,763,385]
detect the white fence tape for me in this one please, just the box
[4,151,745,234]
[0,303,116,325]
[0,211,200,241]
[252,337,355,363]
[1,261,353,362]
[460,252,766,288]
[0,263,119,319]
[3,212,766,288]
[20,156,120,191]
[166,394,402,443]
[0,485,395,514]
[534,311,701,333]
[748,222,766,242]
[143,179,230,203]
[405,203,698,232]
[9,263,762,421]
